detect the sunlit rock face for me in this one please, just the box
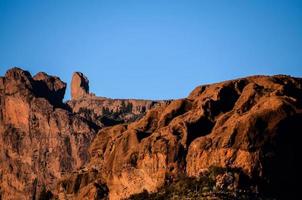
[71,72,89,100]
[1,67,301,200]
[60,74,302,199]
[0,68,98,200]
[0,67,163,199]
[68,71,167,128]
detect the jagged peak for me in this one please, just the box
[71,71,90,100]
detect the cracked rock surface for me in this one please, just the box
[1,67,301,200]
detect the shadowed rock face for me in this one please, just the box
[0,67,163,200]
[0,68,98,200]
[33,72,67,107]
[1,67,302,200]
[60,75,302,200]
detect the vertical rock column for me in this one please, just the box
[71,72,89,100]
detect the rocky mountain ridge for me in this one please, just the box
[0,67,163,200]
[68,71,168,128]
[0,67,301,200]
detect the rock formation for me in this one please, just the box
[68,98,168,128]
[59,75,302,200]
[33,72,67,106]
[0,67,162,200]
[71,72,89,100]
[0,67,301,200]
[68,73,168,127]
[0,68,99,199]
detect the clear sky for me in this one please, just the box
[0,0,302,100]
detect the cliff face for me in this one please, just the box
[60,75,302,200]
[0,68,98,200]
[0,68,161,200]
[0,67,302,200]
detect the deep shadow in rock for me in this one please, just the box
[260,113,302,199]
[186,116,214,146]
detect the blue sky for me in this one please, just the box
[0,0,302,100]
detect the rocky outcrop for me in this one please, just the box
[1,67,301,200]
[0,67,166,200]
[62,75,302,199]
[0,68,97,200]
[33,72,67,106]
[68,98,168,128]
[71,72,89,100]
[68,72,168,127]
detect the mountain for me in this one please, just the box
[0,67,301,200]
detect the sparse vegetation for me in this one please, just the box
[128,166,275,200]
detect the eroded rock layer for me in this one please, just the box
[67,98,168,128]
[1,67,301,200]
[68,72,168,127]
[0,67,162,200]
[61,75,302,200]
[0,68,99,200]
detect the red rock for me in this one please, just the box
[0,68,97,199]
[71,72,89,100]
[1,67,302,200]
[33,72,66,105]
[63,75,302,199]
